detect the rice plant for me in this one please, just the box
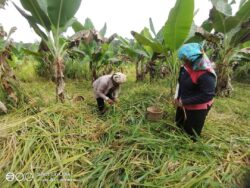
[0,80,249,187]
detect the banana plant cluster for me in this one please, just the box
[192,0,250,96]
[14,0,82,102]
[131,0,194,92]
[119,28,166,82]
[119,35,151,81]
[0,25,20,113]
[69,18,118,81]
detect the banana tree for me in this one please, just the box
[132,0,194,93]
[194,0,250,96]
[14,0,82,102]
[139,25,168,81]
[69,18,118,80]
[118,35,151,81]
[130,31,161,82]
[0,25,20,113]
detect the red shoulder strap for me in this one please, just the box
[184,65,206,84]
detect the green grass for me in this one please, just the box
[15,61,38,83]
[64,60,90,80]
[0,78,249,187]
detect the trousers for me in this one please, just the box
[175,106,211,139]
[96,90,114,112]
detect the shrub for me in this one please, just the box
[64,59,90,80]
[16,61,38,82]
[233,62,250,83]
[35,59,53,79]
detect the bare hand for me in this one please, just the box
[107,99,114,105]
[173,99,182,108]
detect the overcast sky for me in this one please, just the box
[0,0,240,43]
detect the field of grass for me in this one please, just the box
[0,76,250,187]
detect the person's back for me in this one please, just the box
[92,73,127,114]
[93,74,113,99]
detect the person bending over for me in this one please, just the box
[93,72,127,114]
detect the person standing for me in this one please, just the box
[93,72,127,114]
[174,43,217,140]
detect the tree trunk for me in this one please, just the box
[136,60,145,81]
[54,56,65,102]
[148,61,156,82]
[216,63,233,97]
[136,61,143,81]
[141,61,146,81]
[92,69,97,81]
[136,60,139,81]
[90,61,98,81]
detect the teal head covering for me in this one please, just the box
[178,43,203,64]
[178,43,215,73]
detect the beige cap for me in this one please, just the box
[113,72,127,84]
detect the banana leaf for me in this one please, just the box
[21,48,42,58]
[83,18,95,30]
[0,38,5,52]
[131,31,163,53]
[141,27,153,41]
[134,49,150,58]
[121,46,149,59]
[239,0,248,7]
[210,0,232,16]
[120,46,137,58]
[72,19,85,33]
[156,27,164,43]
[19,0,51,31]
[13,3,48,40]
[224,0,250,32]
[185,23,203,43]
[15,0,82,38]
[149,18,157,37]
[241,41,250,48]
[47,0,82,28]
[230,27,250,47]
[99,23,107,37]
[163,0,194,51]
[201,20,213,32]
[209,0,250,34]
[209,7,227,33]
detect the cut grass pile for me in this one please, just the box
[0,79,249,187]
